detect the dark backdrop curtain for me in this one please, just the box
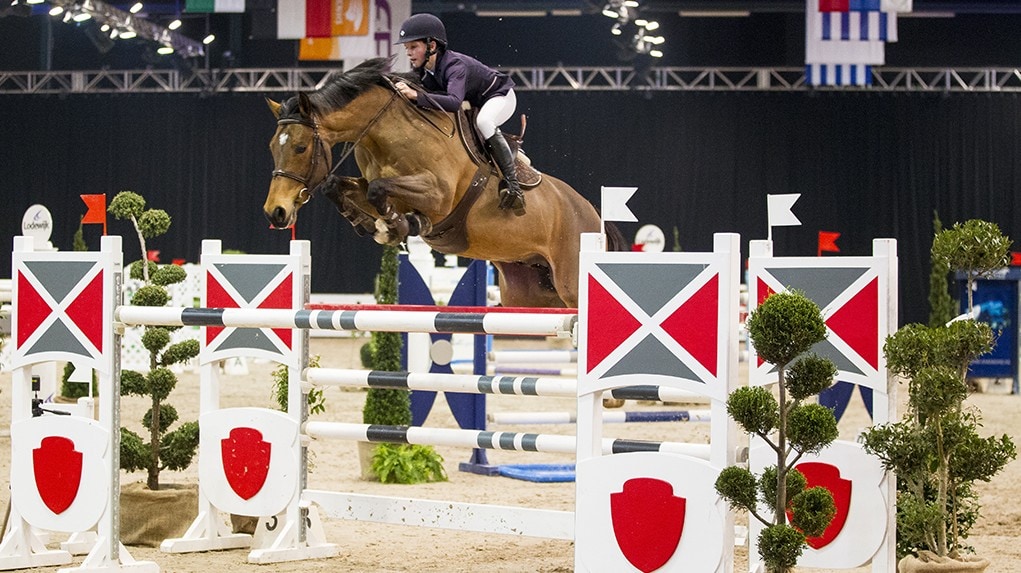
[3,90,1020,326]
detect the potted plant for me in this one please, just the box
[861,219,1017,572]
[715,290,840,573]
[108,191,201,546]
[359,244,446,484]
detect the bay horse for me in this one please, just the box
[263,57,622,308]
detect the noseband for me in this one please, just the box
[272,117,329,205]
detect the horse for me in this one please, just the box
[263,57,624,309]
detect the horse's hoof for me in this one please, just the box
[408,214,432,236]
[602,398,626,409]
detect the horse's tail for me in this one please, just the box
[604,222,629,252]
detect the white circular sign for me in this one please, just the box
[22,204,54,243]
[634,224,665,252]
[430,339,454,367]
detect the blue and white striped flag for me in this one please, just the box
[806,0,900,86]
[806,63,873,87]
[816,10,897,42]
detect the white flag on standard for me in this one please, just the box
[600,186,638,222]
[767,193,802,228]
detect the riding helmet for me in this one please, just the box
[397,13,447,46]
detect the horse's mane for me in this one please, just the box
[279,56,422,119]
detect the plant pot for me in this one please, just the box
[898,552,990,573]
[119,481,198,547]
[230,514,259,535]
[357,441,379,482]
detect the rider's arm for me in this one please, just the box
[415,63,467,112]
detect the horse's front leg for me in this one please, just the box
[316,175,377,237]
[367,173,444,245]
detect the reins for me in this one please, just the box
[272,74,454,206]
[381,74,456,139]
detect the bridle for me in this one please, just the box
[270,88,403,206]
[271,116,330,206]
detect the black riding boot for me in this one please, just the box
[487,130,525,211]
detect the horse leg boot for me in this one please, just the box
[367,181,410,245]
[487,130,525,212]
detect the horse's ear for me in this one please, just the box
[297,92,313,118]
[266,98,282,118]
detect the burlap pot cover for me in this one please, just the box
[898,551,990,573]
[119,481,198,547]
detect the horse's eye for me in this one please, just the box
[294,145,308,154]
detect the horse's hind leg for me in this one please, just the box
[493,262,566,308]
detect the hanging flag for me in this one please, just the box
[299,0,410,62]
[277,0,332,39]
[816,9,896,42]
[185,0,245,12]
[80,194,107,235]
[818,231,841,256]
[767,194,801,228]
[806,0,895,87]
[600,186,638,223]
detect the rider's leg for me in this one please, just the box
[478,91,524,211]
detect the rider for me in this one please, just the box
[394,13,525,212]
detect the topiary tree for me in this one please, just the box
[932,219,1012,314]
[109,191,200,491]
[862,219,1016,569]
[361,245,446,484]
[715,291,839,573]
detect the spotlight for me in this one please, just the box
[168,18,181,30]
[72,11,92,22]
[120,28,136,39]
[202,33,214,44]
[623,0,638,6]
[128,1,141,13]
[650,49,663,58]
[602,7,619,18]
[48,5,63,15]
[25,0,43,4]
[610,23,622,35]
[100,22,109,31]
[643,20,659,31]
[157,44,173,55]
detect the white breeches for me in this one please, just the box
[476,89,517,139]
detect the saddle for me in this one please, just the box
[456,107,542,188]
[422,109,542,252]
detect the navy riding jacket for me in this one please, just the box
[415,49,514,112]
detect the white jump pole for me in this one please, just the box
[116,306,576,337]
[303,368,706,403]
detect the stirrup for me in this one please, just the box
[499,187,525,212]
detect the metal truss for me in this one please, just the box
[3,66,1021,95]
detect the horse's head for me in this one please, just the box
[264,92,332,229]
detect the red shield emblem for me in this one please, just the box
[221,427,271,500]
[611,478,685,573]
[33,436,83,515]
[791,462,852,549]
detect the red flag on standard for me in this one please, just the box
[818,231,841,256]
[80,194,107,235]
